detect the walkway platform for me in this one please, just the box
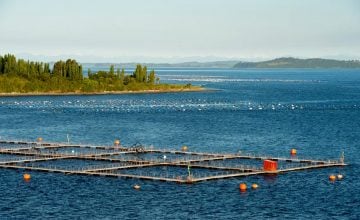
[0,140,346,183]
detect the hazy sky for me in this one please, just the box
[0,0,359,62]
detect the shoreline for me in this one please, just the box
[0,87,213,97]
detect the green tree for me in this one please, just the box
[53,59,82,81]
[44,63,50,74]
[133,64,142,82]
[110,65,114,75]
[17,59,28,78]
[3,54,17,74]
[116,68,120,79]
[28,61,37,78]
[148,69,156,84]
[141,65,147,82]
[53,60,65,78]
[119,68,125,83]
[0,55,4,74]
[123,75,131,85]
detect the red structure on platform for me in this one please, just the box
[263,160,278,171]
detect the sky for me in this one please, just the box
[0,0,359,63]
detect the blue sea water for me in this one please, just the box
[0,68,359,219]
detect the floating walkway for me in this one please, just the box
[0,140,347,183]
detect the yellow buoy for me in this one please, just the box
[133,184,141,190]
[37,137,43,142]
[114,139,120,146]
[329,175,336,181]
[23,173,31,181]
[337,174,343,180]
[251,183,259,189]
[239,183,247,192]
[181,145,188,152]
[290,149,297,156]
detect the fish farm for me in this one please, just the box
[0,139,346,184]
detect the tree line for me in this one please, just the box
[0,54,179,93]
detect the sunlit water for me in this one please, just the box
[0,68,359,219]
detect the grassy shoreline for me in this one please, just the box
[0,86,208,97]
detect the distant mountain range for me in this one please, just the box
[81,57,360,70]
[233,57,360,68]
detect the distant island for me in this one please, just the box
[0,54,202,95]
[233,57,360,68]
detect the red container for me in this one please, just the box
[263,160,278,171]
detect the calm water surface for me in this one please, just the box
[0,68,359,219]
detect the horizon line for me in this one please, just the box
[2,52,360,64]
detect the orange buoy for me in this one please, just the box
[133,184,141,190]
[290,149,297,156]
[37,137,43,142]
[239,183,247,192]
[251,183,259,189]
[114,139,120,146]
[329,175,336,181]
[337,174,343,180]
[181,145,188,152]
[186,175,193,184]
[23,173,31,181]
